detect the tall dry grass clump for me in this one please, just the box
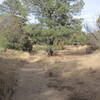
[0,57,20,100]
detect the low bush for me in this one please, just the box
[0,36,8,50]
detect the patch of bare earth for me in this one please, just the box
[3,47,99,100]
[0,46,97,100]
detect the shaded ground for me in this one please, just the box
[0,57,24,100]
[10,49,100,100]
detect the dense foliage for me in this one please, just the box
[0,0,88,54]
[0,0,33,52]
[24,0,85,46]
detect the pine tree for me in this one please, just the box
[23,0,85,55]
[0,0,33,52]
[24,0,84,44]
[24,0,84,40]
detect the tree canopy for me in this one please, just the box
[0,0,87,54]
[23,0,85,46]
[0,0,33,52]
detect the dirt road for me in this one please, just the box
[13,51,100,100]
[13,58,68,100]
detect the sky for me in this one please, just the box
[80,0,100,30]
[0,0,3,4]
[81,0,100,19]
[0,0,100,29]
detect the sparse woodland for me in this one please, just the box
[0,0,100,100]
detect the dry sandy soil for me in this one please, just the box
[1,46,100,100]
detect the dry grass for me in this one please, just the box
[0,56,23,100]
[0,46,99,100]
[44,51,100,100]
[57,45,95,55]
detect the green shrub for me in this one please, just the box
[65,33,87,45]
[7,34,33,52]
[53,39,64,50]
[0,15,33,52]
[20,36,33,52]
[0,36,8,49]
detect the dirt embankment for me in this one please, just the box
[0,57,25,100]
